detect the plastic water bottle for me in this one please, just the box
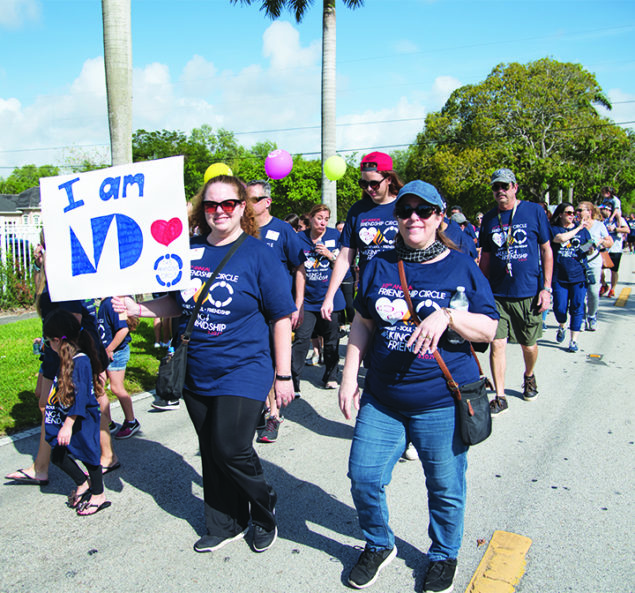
[446,286,469,344]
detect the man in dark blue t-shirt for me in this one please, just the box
[479,168,553,415]
[246,179,306,444]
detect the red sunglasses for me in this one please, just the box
[203,199,242,215]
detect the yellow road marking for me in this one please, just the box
[614,287,631,307]
[464,530,532,593]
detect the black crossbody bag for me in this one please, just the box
[398,260,492,446]
[155,233,248,401]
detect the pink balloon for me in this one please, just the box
[265,149,293,180]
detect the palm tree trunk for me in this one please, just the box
[321,0,337,222]
[102,0,132,166]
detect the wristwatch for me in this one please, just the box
[275,374,292,381]
[542,287,553,294]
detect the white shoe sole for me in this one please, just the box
[194,528,248,553]
[348,546,397,589]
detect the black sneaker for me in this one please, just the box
[257,408,268,430]
[193,528,248,553]
[108,421,118,434]
[252,524,277,552]
[422,558,457,593]
[522,374,538,401]
[489,396,508,416]
[151,398,180,411]
[257,416,282,443]
[114,419,140,439]
[348,545,397,589]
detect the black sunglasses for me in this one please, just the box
[563,210,575,215]
[492,182,511,191]
[358,178,387,191]
[395,203,440,220]
[203,199,242,214]
[248,195,269,203]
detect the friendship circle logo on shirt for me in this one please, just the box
[492,228,528,248]
[359,225,398,246]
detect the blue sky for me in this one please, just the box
[1,0,634,174]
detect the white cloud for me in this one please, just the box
[597,89,635,131]
[394,39,419,54]
[0,0,40,28]
[429,75,461,109]
[1,20,449,173]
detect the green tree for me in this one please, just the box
[406,58,632,215]
[0,165,60,194]
[231,0,364,223]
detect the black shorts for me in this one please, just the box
[608,252,622,272]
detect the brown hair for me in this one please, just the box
[308,204,330,218]
[191,175,259,238]
[42,309,104,407]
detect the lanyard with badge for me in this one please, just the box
[497,201,518,277]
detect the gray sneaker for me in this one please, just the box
[151,398,180,411]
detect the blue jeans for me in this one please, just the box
[348,393,468,561]
[553,279,587,332]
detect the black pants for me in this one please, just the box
[291,309,341,392]
[51,445,103,495]
[183,390,277,537]
[339,281,355,326]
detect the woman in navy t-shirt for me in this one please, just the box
[339,180,498,592]
[550,202,592,352]
[115,176,295,554]
[291,204,345,392]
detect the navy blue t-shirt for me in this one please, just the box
[550,225,592,284]
[340,196,399,275]
[97,297,131,352]
[172,235,296,401]
[298,228,346,312]
[479,201,551,298]
[355,249,499,412]
[44,354,101,466]
[444,218,477,259]
[258,216,306,289]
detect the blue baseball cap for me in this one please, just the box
[396,180,446,211]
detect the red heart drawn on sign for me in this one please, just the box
[151,218,183,246]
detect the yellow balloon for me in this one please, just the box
[324,155,346,181]
[204,162,233,183]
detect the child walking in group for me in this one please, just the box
[97,297,140,439]
[43,309,111,516]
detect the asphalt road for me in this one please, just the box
[1,257,633,593]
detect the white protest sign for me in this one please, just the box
[40,156,192,302]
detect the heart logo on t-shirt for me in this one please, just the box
[375,297,408,324]
[359,227,378,245]
[492,231,505,248]
[181,277,202,303]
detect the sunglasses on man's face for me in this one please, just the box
[395,203,440,220]
[492,182,511,191]
[203,199,242,215]
[358,178,387,191]
[248,195,269,204]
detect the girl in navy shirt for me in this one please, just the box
[291,204,345,392]
[43,309,110,515]
[550,202,592,352]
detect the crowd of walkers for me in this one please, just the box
[4,156,630,593]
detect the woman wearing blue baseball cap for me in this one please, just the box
[339,180,499,592]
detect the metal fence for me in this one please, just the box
[0,220,43,284]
